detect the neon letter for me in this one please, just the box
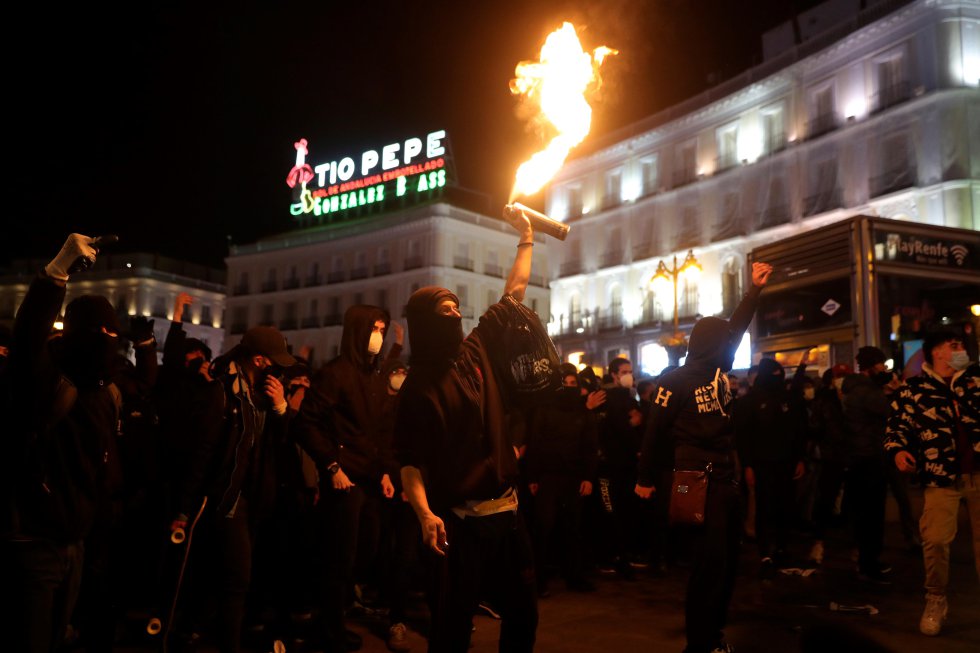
[418,174,429,192]
[361,150,379,176]
[396,176,407,197]
[427,130,446,158]
[337,158,355,182]
[382,143,400,170]
[315,163,331,187]
[403,137,422,164]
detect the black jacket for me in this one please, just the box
[3,275,119,543]
[637,285,762,486]
[293,305,399,484]
[525,390,598,482]
[840,373,890,462]
[735,371,807,467]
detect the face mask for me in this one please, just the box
[949,350,970,371]
[873,371,893,386]
[832,377,844,391]
[389,373,406,391]
[803,388,815,401]
[618,373,634,389]
[367,330,383,355]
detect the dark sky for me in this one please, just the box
[8,0,815,268]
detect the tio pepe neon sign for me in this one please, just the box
[287,130,448,218]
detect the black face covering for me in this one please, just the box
[873,371,893,386]
[405,286,464,366]
[556,386,582,409]
[58,330,116,388]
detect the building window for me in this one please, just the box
[808,83,837,138]
[152,295,167,318]
[873,132,916,196]
[235,272,249,296]
[231,306,248,334]
[569,295,582,331]
[680,277,699,319]
[325,297,341,325]
[376,289,388,312]
[872,49,909,113]
[457,284,471,318]
[352,252,368,280]
[640,156,658,196]
[567,184,583,217]
[263,268,277,293]
[260,304,274,326]
[762,102,786,154]
[673,141,697,187]
[603,169,622,209]
[454,242,473,271]
[281,302,298,330]
[200,304,212,325]
[405,240,423,270]
[307,262,320,286]
[721,256,742,316]
[716,122,739,170]
[804,159,841,216]
[601,227,623,267]
[486,289,497,309]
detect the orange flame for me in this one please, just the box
[510,23,617,200]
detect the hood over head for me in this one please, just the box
[685,316,739,372]
[339,305,390,368]
[405,286,463,367]
[755,357,786,390]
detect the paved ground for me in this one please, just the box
[117,488,978,652]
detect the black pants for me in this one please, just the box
[533,474,586,585]
[684,481,741,653]
[752,460,795,559]
[316,483,381,646]
[844,457,887,573]
[812,460,846,539]
[427,510,537,653]
[205,498,258,653]
[2,539,83,653]
[377,498,421,625]
[596,468,637,564]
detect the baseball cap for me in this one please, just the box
[241,326,296,367]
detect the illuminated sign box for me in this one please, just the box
[286,130,450,220]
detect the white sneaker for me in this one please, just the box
[919,594,947,636]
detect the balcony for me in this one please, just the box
[871,168,916,198]
[260,280,277,293]
[803,189,843,217]
[323,313,343,326]
[279,318,298,331]
[373,262,391,276]
[233,283,250,296]
[715,153,739,174]
[283,277,301,290]
[304,274,322,287]
[301,316,320,329]
[404,255,424,271]
[806,113,838,140]
[327,271,346,283]
[763,133,788,156]
[632,242,659,261]
[529,273,547,288]
[600,249,624,268]
[871,81,911,114]
[230,322,247,335]
[350,267,369,280]
[484,263,504,278]
[453,257,474,272]
[598,308,624,331]
[757,204,790,230]
[600,194,620,211]
[672,169,697,189]
[560,260,583,277]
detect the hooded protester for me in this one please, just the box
[2,234,121,653]
[394,206,538,653]
[171,325,295,653]
[735,357,807,579]
[292,305,403,652]
[635,260,773,653]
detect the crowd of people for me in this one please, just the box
[1,227,978,653]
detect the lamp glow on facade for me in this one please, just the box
[971,303,980,317]
[844,96,867,120]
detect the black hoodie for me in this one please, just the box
[637,285,762,486]
[294,305,400,484]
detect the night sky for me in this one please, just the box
[8,0,818,268]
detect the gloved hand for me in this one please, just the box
[129,316,156,345]
[45,234,97,281]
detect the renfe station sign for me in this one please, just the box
[286,130,448,219]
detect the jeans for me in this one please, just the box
[921,472,980,596]
[2,539,84,653]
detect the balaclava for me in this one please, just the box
[405,286,463,367]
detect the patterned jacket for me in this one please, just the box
[884,362,980,487]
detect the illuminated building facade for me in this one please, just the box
[0,253,227,354]
[544,0,980,377]
[224,201,551,365]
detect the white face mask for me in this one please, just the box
[803,388,815,401]
[390,373,406,391]
[618,372,634,389]
[367,330,383,355]
[832,377,844,391]
[949,350,970,371]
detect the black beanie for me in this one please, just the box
[64,295,121,335]
[855,346,886,371]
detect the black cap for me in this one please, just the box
[241,326,296,367]
[64,295,121,335]
[855,346,886,371]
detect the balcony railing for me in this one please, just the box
[560,260,583,277]
[260,280,277,293]
[373,262,391,276]
[233,283,250,296]
[350,267,369,280]
[715,153,739,173]
[763,133,788,156]
[279,318,298,331]
[806,113,838,140]
[304,274,321,287]
[870,168,916,198]
[757,204,790,229]
[404,255,424,270]
[301,316,320,329]
[283,277,300,290]
[327,271,346,283]
[803,189,843,217]
[529,273,547,288]
[672,169,697,189]
[323,313,343,326]
[600,250,624,268]
[230,322,247,335]
[453,257,474,272]
[632,242,658,260]
[484,262,504,278]
[871,81,911,114]
[598,308,624,331]
[600,193,620,211]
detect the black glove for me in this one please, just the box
[129,316,156,345]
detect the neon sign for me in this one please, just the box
[287,130,449,219]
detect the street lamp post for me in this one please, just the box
[650,249,702,363]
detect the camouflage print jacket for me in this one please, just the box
[884,362,980,487]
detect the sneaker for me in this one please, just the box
[759,557,775,582]
[808,540,824,565]
[387,623,411,652]
[919,595,947,636]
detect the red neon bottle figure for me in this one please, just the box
[286,138,315,189]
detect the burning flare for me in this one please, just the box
[510,22,616,200]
